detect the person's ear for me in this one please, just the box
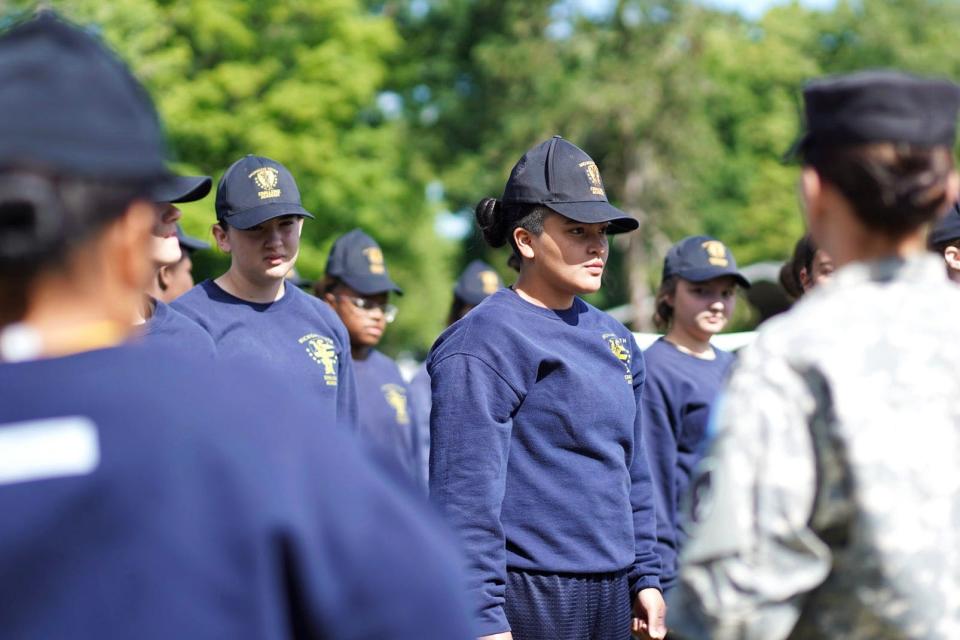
[800,168,822,231]
[323,291,337,306]
[109,199,155,291]
[945,170,960,206]
[944,246,960,273]
[212,223,231,253]
[157,265,171,291]
[798,266,812,291]
[513,227,536,260]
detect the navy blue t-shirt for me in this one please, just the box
[138,298,216,358]
[428,288,661,636]
[353,349,417,480]
[0,344,474,639]
[641,337,734,591]
[173,279,358,430]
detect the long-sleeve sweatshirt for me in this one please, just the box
[428,288,661,636]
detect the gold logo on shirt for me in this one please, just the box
[382,383,410,425]
[299,333,338,386]
[479,271,500,295]
[602,332,632,384]
[363,247,386,274]
[249,167,281,200]
[702,240,729,267]
[579,160,606,197]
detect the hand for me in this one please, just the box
[632,587,667,639]
[478,633,513,640]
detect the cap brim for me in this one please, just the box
[178,235,210,252]
[340,273,403,296]
[544,200,639,234]
[150,175,213,204]
[782,132,810,164]
[675,266,751,289]
[220,202,315,230]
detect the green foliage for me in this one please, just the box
[16,0,456,354]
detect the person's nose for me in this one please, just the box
[162,205,182,225]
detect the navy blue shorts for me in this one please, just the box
[504,568,632,640]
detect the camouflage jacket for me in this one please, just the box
[667,255,960,639]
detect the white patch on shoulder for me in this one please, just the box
[0,416,100,486]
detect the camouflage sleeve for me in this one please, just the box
[666,343,833,640]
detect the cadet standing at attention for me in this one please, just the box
[137,175,217,355]
[641,235,748,593]
[668,70,960,639]
[0,12,475,639]
[927,201,960,283]
[409,259,503,488]
[173,156,357,429]
[429,136,666,640]
[320,229,416,478]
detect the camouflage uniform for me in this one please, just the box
[667,254,960,639]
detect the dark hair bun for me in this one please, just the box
[475,197,509,248]
[0,174,65,267]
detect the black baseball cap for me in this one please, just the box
[325,229,402,296]
[215,155,314,230]
[929,201,960,247]
[150,175,212,204]
[176,224,210,252]
[0,11,170,183]
[503,136,638,234]
[663,235,750,288]
[788,70,960,160]
[454,260,503,306]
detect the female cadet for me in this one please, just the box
[320,228,415,479]
[429,136,666,640]
[409,259,504,488]
[640,235,749,592]
[137,176,217,356]
[172,155,357,429]
[0,12,473,639]
[779,233,834,299]
[667,71,960,639]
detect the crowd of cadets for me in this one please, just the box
[3,10,960,640]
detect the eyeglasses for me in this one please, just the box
[337,295,398,323]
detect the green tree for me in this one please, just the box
[14,0,458,353]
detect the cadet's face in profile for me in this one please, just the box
[521,212,609,296]
[670,276,737,341]
[218,215,303,284]
[150,203,182,267]
[159,253,194,303]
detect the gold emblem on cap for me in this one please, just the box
[702,240,729,267]
[249,167,281,200]
[479,271,499,295]
[578,161,606,197]
[363,247,386,274]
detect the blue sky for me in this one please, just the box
[577,0,836,20]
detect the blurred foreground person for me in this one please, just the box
[429,136,665,640]
[0,13,474,640]
[668,70,960,639]
[927,201,960,283]
[173,155,357,429]
[321,229,416,479]
[156,223,211,303]
[409,259,503,488]
[641,236,748,593]
[779,233,834,299]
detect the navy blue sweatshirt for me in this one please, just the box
[173,279,358,430]
[408,363,431,490]
[0,343,474,639]
[428,288,661,636]
[139,298,216,357]
[641,337,733,591]
[353,349,417,480]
